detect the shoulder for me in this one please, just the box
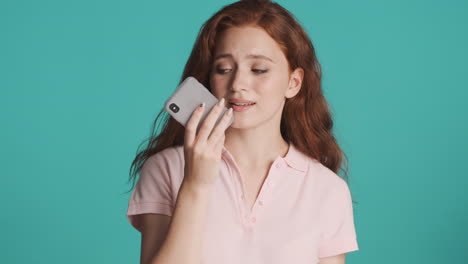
[141,145,185,183]
[290,145,348,195]
[146,145,185,167]
[307,158,351,200]
[138,145,186,188]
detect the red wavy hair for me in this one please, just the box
[126,0,351,194]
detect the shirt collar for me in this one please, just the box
[282,143,308,172]
[222,142,308,173]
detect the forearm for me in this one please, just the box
[151,181,211,264]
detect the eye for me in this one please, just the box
[252,69,268,74]
[215,67,232,74]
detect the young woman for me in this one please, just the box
[126,0,359,263]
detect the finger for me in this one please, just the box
[207,107,233,145]
[185,103,205,147]
[214,133,225,154]
[196,98,225,144]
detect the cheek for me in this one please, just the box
[209,78,224,97]
[256,89,285,115]
[255,79,287,102]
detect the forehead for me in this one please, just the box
[213,26,284,61]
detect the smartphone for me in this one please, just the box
[164,76,234,131]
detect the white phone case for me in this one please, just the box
[164,76,234,130]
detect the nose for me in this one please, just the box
[230,68,247,93]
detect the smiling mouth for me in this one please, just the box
[229,102,256,106]
[229,102,256,112]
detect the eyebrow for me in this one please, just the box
[213,53,275,63]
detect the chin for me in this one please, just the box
[228,119,258,130]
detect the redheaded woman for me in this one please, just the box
[126,1,359,263]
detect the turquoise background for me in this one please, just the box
[1,0,467,263]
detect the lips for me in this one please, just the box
[230,102,256,106]
[230,102,255,112]
[228,98,256,104]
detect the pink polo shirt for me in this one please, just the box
[126,143,359,263]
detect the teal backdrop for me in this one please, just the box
[1,0,467,263]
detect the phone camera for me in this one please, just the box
[169,103,180,113]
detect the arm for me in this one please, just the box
[319,253,346,264]
[140,214,171,264]
[146,182,211,264]
[137,98,232,264]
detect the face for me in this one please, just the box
[209,26,303,129]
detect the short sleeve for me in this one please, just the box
[318,178,359,258]
[126,146,184,232]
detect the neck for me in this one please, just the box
[224,126,289,170]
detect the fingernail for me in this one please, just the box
[218,98,225,106]
[227,108,233,115]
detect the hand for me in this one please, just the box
[183,98,233,188]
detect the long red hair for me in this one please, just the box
[126,0,351,194]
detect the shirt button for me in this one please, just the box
[275,162,282,168]
[258,200,264,206]
[251,217,256,223]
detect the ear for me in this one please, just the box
[285,67,304,99]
